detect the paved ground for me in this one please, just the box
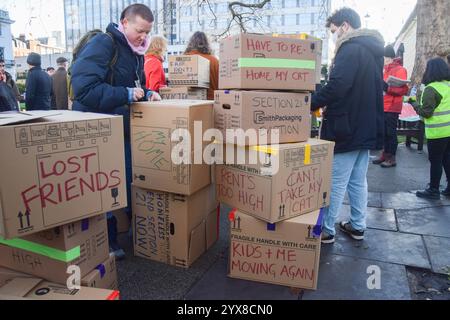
[116,144,450,300]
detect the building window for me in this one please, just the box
[286,0,296,7]
[0,23,2,36]
[267,15,271,27]
[282,0,285,9]
[281,15,285,26]
[311,0,315,6]
[285,14,296,26]
[311,13,315,24]
[0,47,4,60]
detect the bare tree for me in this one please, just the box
[163,0,271,41]
[411,0,450,86]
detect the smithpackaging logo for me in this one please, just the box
[254,111,303,124]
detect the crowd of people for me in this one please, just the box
[0,4,449,256]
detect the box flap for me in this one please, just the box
[0,111,62,126]
[188,220,206,266]
[133,100,212,109]
[0,277,42,297]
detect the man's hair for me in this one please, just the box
[185,31,212,55]
[47,67,55,72]
[0,59,4,64]
[120,4,154,23]
[326,7,361,29]
[447,54,450,65]
[147,35,168,57]
[422,57,450,85]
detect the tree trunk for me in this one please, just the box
[411,0,450,86]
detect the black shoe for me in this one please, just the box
[372,158,384,165]
[321,231,335,244]
[441,187,450,197]
[339,221,364,241]
[416,187,441,200]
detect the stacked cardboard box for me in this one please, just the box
[0,267,119,300]
[130,100,219,268]
[0,110,127,298]
[215,33,333,290]
[163,55,209,100]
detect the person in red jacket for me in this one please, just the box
[144,35,167,92]
[373,45,409,168]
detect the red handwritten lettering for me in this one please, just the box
[21,185,40,212]
[246,70,272,81]
[246,39,272,52]
[292,71,309,81]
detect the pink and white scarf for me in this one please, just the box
[117,22,150,56]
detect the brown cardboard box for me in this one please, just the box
[112,209,130,233]
[81,253,118,290]
[133,184,218,268]
[131,100,213,195]
[0,214,109,284]
[228,208,322,290]
[272,33,323,85]
[0,110,127,239]
[214,90,311,145]
[0,267,119,300]
[160,87,208,100]
[216,139,334,223]
[168,55,210,88]
[219,33,321,91]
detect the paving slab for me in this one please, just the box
[116,207,230,300]
[302,254,412,300]
[396,206,450,238]
[339,205,397,231]
[343,192,382,208]
[324,228,431,269]
[381,192,450,210]
[185,255,299,300]
[423,236,450,275]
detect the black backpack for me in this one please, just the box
[68,29,119,101]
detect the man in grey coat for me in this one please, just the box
[51,57,69,110]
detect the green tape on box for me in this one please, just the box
[238,58,316,69]
[0,237,80,263]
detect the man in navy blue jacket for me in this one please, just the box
[25,53,52,110]
[311,8,385,244]
[71,4,161,259]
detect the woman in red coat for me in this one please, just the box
[373,45,409,168]
[144,35,167,92]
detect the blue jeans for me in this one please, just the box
[323,149,369,236]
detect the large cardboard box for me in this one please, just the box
[133,184,219,268]
[0,214,109,284]
[216,139,334,223]
[214,90,311,145]
[0,110,127,239]
[168,55,210,88]
[81,253,118,290]
[131,100,213,195]
[228,208,323,290]
[0,267,119,300]
[160,87,208,100]
[219,33,321,91]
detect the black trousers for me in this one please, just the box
[384,112,399,155]
[427,136,450,189]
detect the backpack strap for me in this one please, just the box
[105,32,119,85]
